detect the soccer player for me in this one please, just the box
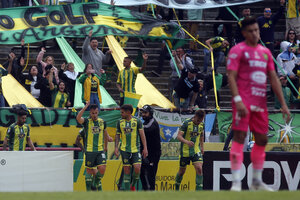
[116,54,148,106]
[76,101,112,191]
[175,109,205,191]
[114,104,148,191]
[227,17,290,191]
[3,109,35,151]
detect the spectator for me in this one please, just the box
[36,47,59,83]
[277,41,298,76]
[82,30,111,77]
[285,0,300,40]
[235,7,251,44]
[203,37,229,73]
[59,62,81,107]
[169,48,194,98]
[2,39,25,81]
[194,79,207,109]
[19,65,41,100]
[283,29,300,56]
[257,0,285,54]
[274,75,300,109]
[1,0,13,8]
[50,80,71,108]
[78,63,106,111]
[34,67,56,107]
[173,67,199,110]
[116,54,148,106]
[277,41,299,97]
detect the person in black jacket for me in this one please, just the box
[58,62,81,107]
[34,66,56,107]
[257,0,285,55]
[2,39,25,82]
[140,105,161,191]
[19,65,42,100]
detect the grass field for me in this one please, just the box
[0,191,299,200]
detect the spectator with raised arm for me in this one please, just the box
[116,54,148,106]
[36,47,59,83]
[257,0,285,54]
[59,62,82,107]
[203,37,229,74]
[82,30,111,77]
[34,67,56,107]
[19,65,42,101]
[2,39,25,82]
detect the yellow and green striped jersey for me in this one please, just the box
[6,123,30,151]
[80,118,107,152]
[180,118,204,157]
[286,0,299,18]
[52,89,69,108]
[116,117,143,153]
[117,67,140,97]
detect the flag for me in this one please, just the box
[124,91,142,115]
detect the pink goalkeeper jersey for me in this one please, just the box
[227,42,275,110]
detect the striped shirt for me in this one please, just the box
[116,117,143,153]
[52,89,69,108]
[80,118,107,152]
[117,67,140,97]
[6,123,30,151]
[180,118,204,157]
[286,0,299,18]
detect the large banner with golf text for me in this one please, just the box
[98,0,262,9]
[0,2,181,44]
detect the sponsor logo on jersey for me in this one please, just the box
[249,60,267,68]
[251,71,267,84]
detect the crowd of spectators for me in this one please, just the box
[0,0,300,111]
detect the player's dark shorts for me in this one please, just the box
[179,152,203,167]
[120,150,142,166]
[85,151,107,168]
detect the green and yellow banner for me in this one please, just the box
[0,2,181,44]
[0,108,120,147]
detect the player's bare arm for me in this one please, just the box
[2,137,8,151]
[104,130,113,152]
[114,134,120,157]
[177,130,194,147]
[76,101,90,124]
[228,70,248,118]
[27,137,36,151]
[139,129,148,158]
[268,70,291,122]
[75,135,85,153]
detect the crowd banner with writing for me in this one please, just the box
[98,0,262,9]
[217,112,300,143]
[153,110,216,142]
[0,2,181,45]
[0,108,120,147]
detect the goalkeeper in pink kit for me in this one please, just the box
[227,17,290,191]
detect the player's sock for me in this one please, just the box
[131,171,140,188]
[85,174,93,191]
[124,173,131,191]
[195,174,203,190]
[175,173,183,191]
[251,144,266,182]
[95,171,104,191]
[230,141,244,183]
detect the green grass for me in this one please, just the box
[0,191,300,200]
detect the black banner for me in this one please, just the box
[203,151,300,190]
